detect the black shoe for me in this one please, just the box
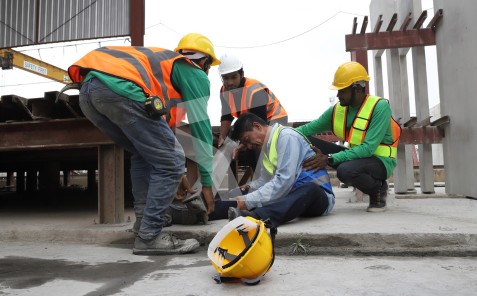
[227,207,253,221]
[367,182,388,212]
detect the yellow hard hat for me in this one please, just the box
[175,33,221,66]
[208,216,274,285]
[330,61,370,90]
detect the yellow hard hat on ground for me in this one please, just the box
[175,33,221,66]
[330,61,370,90]
[208,216,276,285]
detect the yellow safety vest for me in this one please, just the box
[332,95,401,158]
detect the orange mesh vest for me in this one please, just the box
[332,95,401,158]
[221,78,287,122]
[68,46,196,127]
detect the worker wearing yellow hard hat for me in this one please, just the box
[175,33,221,74]
[296,61,401,212]
[70,32,220,255]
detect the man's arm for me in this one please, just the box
[295,106,334,136]
[171,60,215,212]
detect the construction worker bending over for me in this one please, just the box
[297,61,401,213]
[217,54,288,169]
[209,113,335,228]
[70,33,220,255]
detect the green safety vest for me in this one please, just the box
[332,95,401,158]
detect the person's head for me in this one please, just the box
[175,33,220,75]
[231,113,268,151]
[218,54,244,90]
[330,61,370,107]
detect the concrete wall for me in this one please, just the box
[434,0,477,198]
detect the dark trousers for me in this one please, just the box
[209,182,330,228]
[308,137,387,195]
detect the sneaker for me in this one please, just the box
[367,182,388,212]
[133,233,200,255]
[227,207,253,221]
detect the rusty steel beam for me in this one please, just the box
[360,16,368,34]
[399,127,444,144]
[431,115,450,127]
[345,27,437,51]
[352,17,358,35]
[0,118,113,151]
[374,15,383,33]
[400,12,413,31]
[386,13,398,31]
[413,11,428,29]
[427,9,444,31]
[130,0,145,46]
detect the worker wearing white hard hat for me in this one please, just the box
[217,54,288,160]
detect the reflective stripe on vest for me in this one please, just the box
[68,46,197,127]
[332,95,401,158]
[222,78,287,122]
[262,125,333,193]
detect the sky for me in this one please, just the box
[0,0,438,125]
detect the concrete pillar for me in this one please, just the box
[434,0,477,198]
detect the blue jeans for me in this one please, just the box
[79,78,185,240]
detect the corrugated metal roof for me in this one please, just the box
[1,0,130,49]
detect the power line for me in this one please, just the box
[146,10,366,49]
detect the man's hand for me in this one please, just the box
[201,186,215,214]
[176,175,196,201]
[239,184,250,192]
[303,146,328,172]
[232,195,248,210]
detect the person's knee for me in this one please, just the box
[336,163,354,184]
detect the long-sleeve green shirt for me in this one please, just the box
[296,99,397,178]
[84,59,213,186]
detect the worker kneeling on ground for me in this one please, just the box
[208,113,335,228]
[297,61,401,212]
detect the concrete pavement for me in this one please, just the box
[1,185,476,256]
[1,243,477,296]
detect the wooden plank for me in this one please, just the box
[0,118,113,151]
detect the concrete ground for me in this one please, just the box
[1,185,477,295]
[1,185,476,256]
[1,243,477,296]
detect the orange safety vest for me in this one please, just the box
[332,95,401,158]
[68,46,197,128]
[221,78,287,122]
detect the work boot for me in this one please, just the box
[133,233,200,255]
[366,182,388,212]
[227,207,254,221]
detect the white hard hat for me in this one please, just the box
[218,54,243,75]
